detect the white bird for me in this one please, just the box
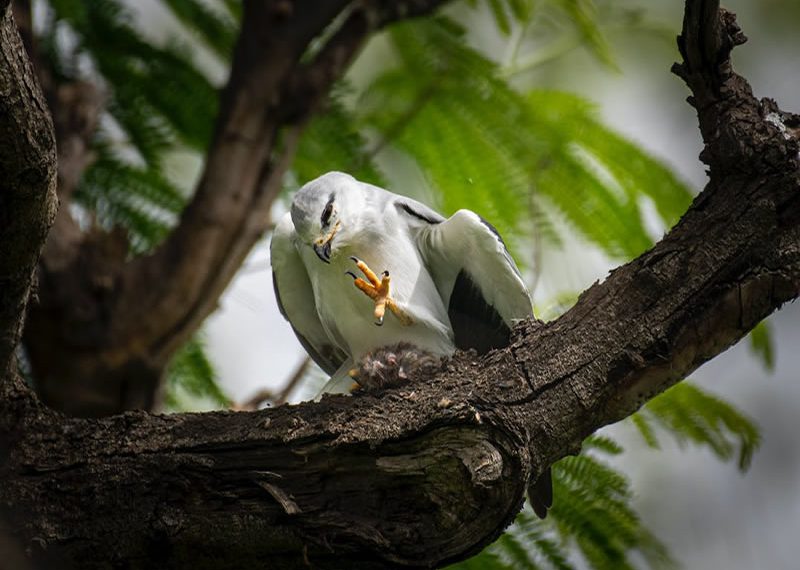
[270,171,552,517]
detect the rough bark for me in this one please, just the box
[0,2,798,568]
[0,4,57,377]
[21,0,450,417]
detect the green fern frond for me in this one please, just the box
[748,320,775,372]
[165,336,229,411]
[47,0,93,29]
[533,151,652,258]
[362,19,691,262]
[551,452,669,570]
[50,0,219,155]
[506,0,535,22]
[107,201,172,254]
[447,549,510,570]
[362,18,534,246]
[491,527,545,569]
[96,41,217,153]
[121,41,218,150]
[550,0,616,69]
[107,98,174,168]
[531,532,573,570]
[220,0,241,20]
[526,90,692,228]
[505,512,573,570]
[38,15,76,82]
[529,194,564,249]
[582,434,624,456]
[161,0,237,59]
[74,146,187,252]
[293,85,385,188]
[486,0,514,35]
[524,90,692,258]
[630,412,660,449]
[635,381,761,471]
[45,0,219,255]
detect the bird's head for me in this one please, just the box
[291,172,365,263]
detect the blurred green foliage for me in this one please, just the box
[37,0,772,567]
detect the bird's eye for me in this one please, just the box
[321,201,334,226]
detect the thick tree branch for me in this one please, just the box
[2,3,799,567]
[0,5,57,377]
[11,0,102,268]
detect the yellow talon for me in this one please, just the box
[347,257,412,326]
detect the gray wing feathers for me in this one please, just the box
[270,213,347,375]
[420,209,532,329]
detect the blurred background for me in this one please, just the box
[17,0,800,568]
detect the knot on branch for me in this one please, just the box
[719,8,748,52]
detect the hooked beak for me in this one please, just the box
[313,240,332,263]
[313,221,340,264]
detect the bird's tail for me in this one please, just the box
[315,359,356,400]
[528,467,554,519]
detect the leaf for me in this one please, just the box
[293,84,385,188]
[49,0,218,255]
[74,146,186,252]
[630,413,660,449]
[641,382,761,471]
[161,0,237,59]
[552,0,617,69]
[583,434,624,456]
[551,452,673,570]
[507,0,534,21]
[524,90,692,257]
[362,17,536,251]
[165,336,229,410]
[488,0,513,35]
[465,0,535,36]
[51,0,219,155]
[748,320,775,372]
[361,19,692,263]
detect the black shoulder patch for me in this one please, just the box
[396,201,442,225]
[448,270,511,354]
[477,214,506,246]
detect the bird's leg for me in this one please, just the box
[346,257,413,326]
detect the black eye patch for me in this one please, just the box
[321,195,335,226]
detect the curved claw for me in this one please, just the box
[349,256,361,263]
[374,316,384,326]
[345,271,358,280]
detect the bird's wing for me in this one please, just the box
[412,207,532,354]
[270,212,348,376]
[411,205,551,519]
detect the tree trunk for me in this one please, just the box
[1,0,799,568]
[0,1,57,377]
